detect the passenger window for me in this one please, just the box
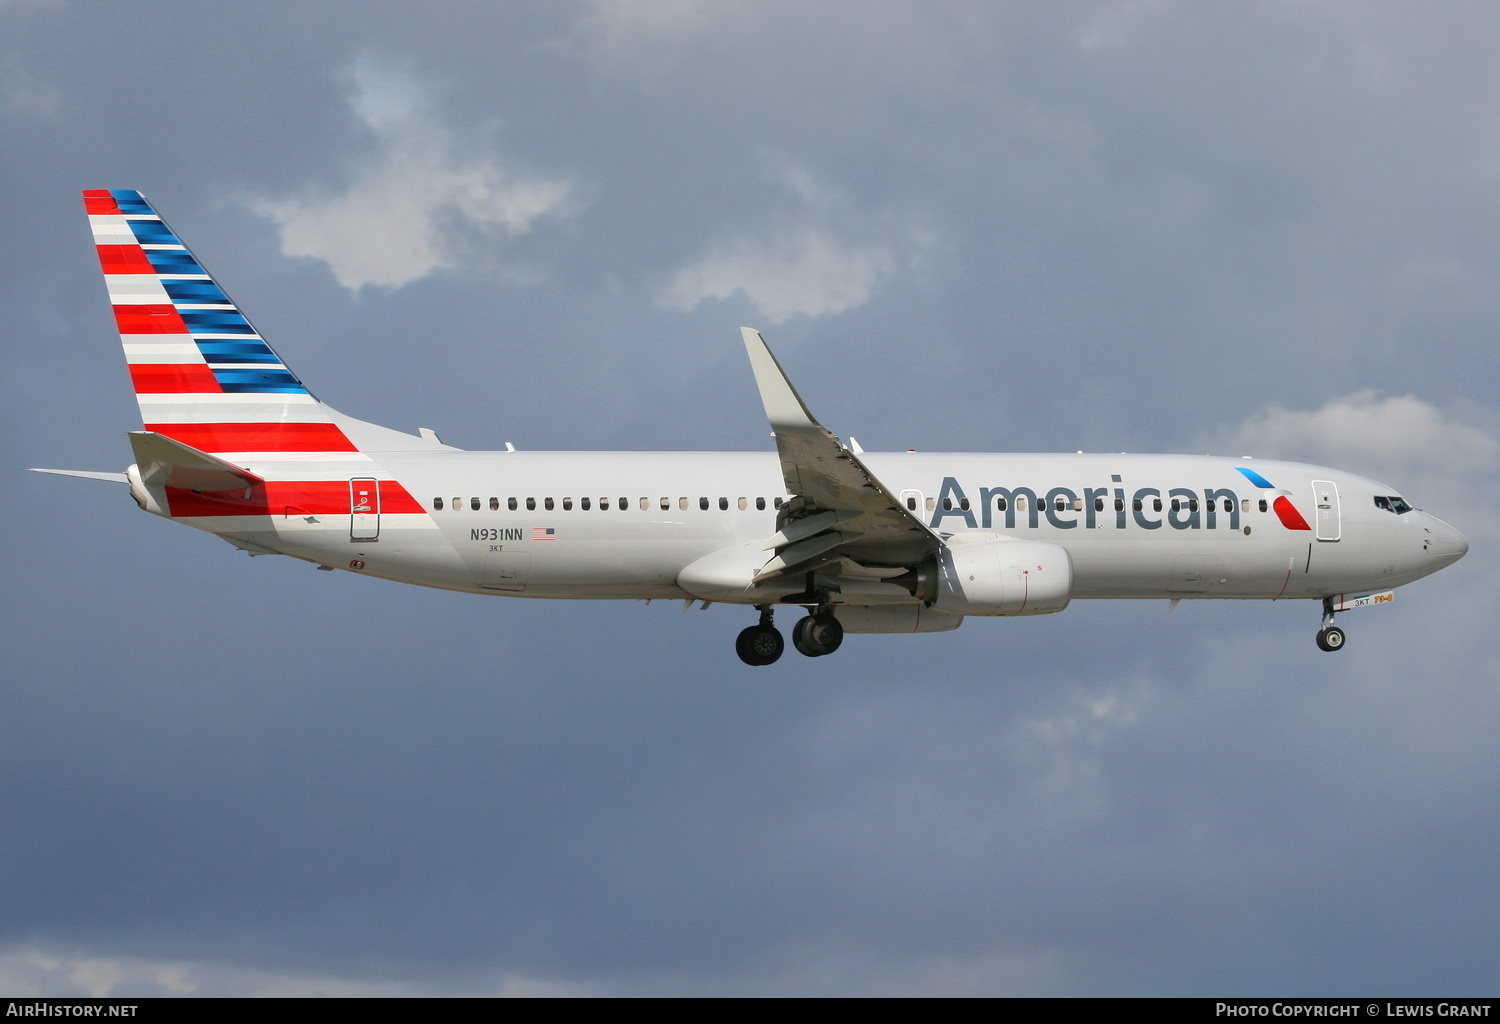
[679,497,689,511]
[1222,499,1232,513]
[453,497,461,511]
[1153,498,1162,512]
[756,497,766,511]
[1133,499,1142,512]
[1171,499,1180,512]
[471,497,480,511]
[489,497,499,511]
[1115,498,1124,512]
[527,497,536,511]
[1258,499,1268,513]
[660,497,670,511]
[699,497,709,510]
[600,497,609,510]
[738,497,747,510]
[775,497,784,509]
[1055,497,1066,511]
[996,497,1008,512]
[925,497,935,511]
[959,498,970,511]
[1189,499,1199,512]
[433,497,444,511]
[1074,499,1085,512]
[508,497,518,511]
[1240,499,1250,513]
[942,498,952,511]
[719,497,728,510]
[1094,498,1104,512]
[1016,496,1028,511]
[906,496,916,510]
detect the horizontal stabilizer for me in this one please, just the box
[127,430,263,492]
[28,468,128,484]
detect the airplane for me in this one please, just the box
[31,189,1469,666]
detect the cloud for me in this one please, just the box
[0,944,592,998]
[657,225,897,325]
[573,0,751,76]
[1207,391,1499,502]
[248,57,572,290]
[656,168,925,324]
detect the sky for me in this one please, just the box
[2,0,1498,997]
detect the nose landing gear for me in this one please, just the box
[1316,597,1346,652]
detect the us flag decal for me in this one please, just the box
[532,527,555,541]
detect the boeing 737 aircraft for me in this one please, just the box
[33,190,1469,665]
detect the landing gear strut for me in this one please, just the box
[792,611,843,658]
[1316,597,1345,652]
[735,606,784,666]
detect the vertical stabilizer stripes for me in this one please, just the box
[84,189,356,455]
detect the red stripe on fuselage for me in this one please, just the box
[113,304,187,334]
[1273,495,1312,531]
[129,363,223,394]
[165,479,423,518]
[96,245,155,273]
[144,421,359,454]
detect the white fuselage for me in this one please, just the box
[173,450,1467,605]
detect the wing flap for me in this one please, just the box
[741,328,938,573]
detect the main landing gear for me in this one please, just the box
[792,611,843,658]
[735,607,785,666]
[734,605,845,666]
[1316,597,1346,653]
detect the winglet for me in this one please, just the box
[740,327,825,438]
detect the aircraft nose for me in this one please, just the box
[1427,515,1469,569]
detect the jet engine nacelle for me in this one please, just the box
[928,535,1073,616]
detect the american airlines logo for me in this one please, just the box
[929,468,1311,533]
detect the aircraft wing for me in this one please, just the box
[741,328,939,581]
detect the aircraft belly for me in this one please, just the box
[1065,533,1318,599]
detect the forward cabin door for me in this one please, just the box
[1311,479,1341,541]
[350,477,380,541]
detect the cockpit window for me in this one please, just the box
[1374,495,1413,515]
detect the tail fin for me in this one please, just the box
[83,189,359,458]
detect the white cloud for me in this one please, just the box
[656,168,926,324]
[249,57,572,291]
[657,225,897,325]
[1207,391,1499,514]
[0,943,593,998]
